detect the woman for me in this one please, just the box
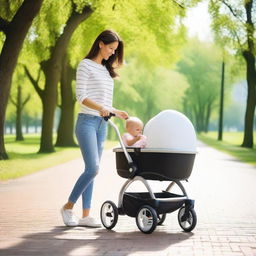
[61,30,129,227]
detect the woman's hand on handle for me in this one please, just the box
[99,107,110,117]
[113,109,129,120]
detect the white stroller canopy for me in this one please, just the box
[143,110,197,152]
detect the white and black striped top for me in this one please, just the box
[76,58,114,116]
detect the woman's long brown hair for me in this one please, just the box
[85,30,124,78]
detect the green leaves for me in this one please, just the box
[114,58,188,125]
[177,39,222,131]
[209,0,255,51]
[0,0,23,21]
[6,0,197,139]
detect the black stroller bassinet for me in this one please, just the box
[100,114,197,234]
[114,147,195,181]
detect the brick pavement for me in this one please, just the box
[0,142,256,256]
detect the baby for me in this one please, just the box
[122,117,147,148]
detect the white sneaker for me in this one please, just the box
[60,207,78,227]
[79,216,102,228]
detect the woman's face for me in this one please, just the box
[99,41,119,60]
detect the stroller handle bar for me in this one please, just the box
[104,113,135,172]
[103,112,116,121]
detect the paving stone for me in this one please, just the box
[0,141,256,255]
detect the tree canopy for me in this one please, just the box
[209,0,256,147]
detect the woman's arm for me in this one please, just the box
[82,95,129,120]
[113,108,129,120]
[82,98,129,119]
[82,98,110,117]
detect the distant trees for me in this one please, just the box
[177,40,221,132]
[209,0,256,148]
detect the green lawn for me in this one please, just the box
[198,131,256,167]
[2,132,255,181]
[0,135,118,181]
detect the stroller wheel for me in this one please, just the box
[178,206,197,232]
[136,205,157,234]
[100,201,118,230]
[157,213,166,225]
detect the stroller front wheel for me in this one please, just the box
[178,206,197,232]
[100,201,118,230]
[136,205,158,234]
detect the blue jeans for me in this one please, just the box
[68,114,108,209]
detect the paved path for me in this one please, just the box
[0,142,256,256]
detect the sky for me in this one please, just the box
[183,1,213,42]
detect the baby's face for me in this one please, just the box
[127,122,143,137]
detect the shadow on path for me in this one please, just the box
[0,225,193,256]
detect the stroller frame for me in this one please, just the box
[118,177,188,208]
[100,118,197,234]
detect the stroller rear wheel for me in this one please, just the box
[136,205,158,234]
[100,201,118,230]
[178,206,197,232]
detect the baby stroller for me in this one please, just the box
[100,112,197,234]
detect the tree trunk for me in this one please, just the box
[10,85,30,140]
[0,0,43,159]
[195,115,200,132]
[241,51,256,148]
[241,0,256,148]
[195,104,204,133]
[35,116,39,134]
[10,124,13,135]
[218,61,225,141]
[38,58,60,152]
[38,5,93,153]
[16,86,24,141]
[55,54,77,147]
[40,96,56,152]
[204,100,212,133]
[25,116,29,134]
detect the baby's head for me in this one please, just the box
[126,117,144,137]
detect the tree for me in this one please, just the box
[218,60,225,140]
[209,0,256,148]
[55,54,77,147]
[10,85,30,141]
[25,1,93,152]
[0,0,44,159]
[177,39,221,132]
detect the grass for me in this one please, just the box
[0,134,118,181]
[2,132,255,181]
[198,131,256,167]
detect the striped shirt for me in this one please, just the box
[76,58,114,116]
